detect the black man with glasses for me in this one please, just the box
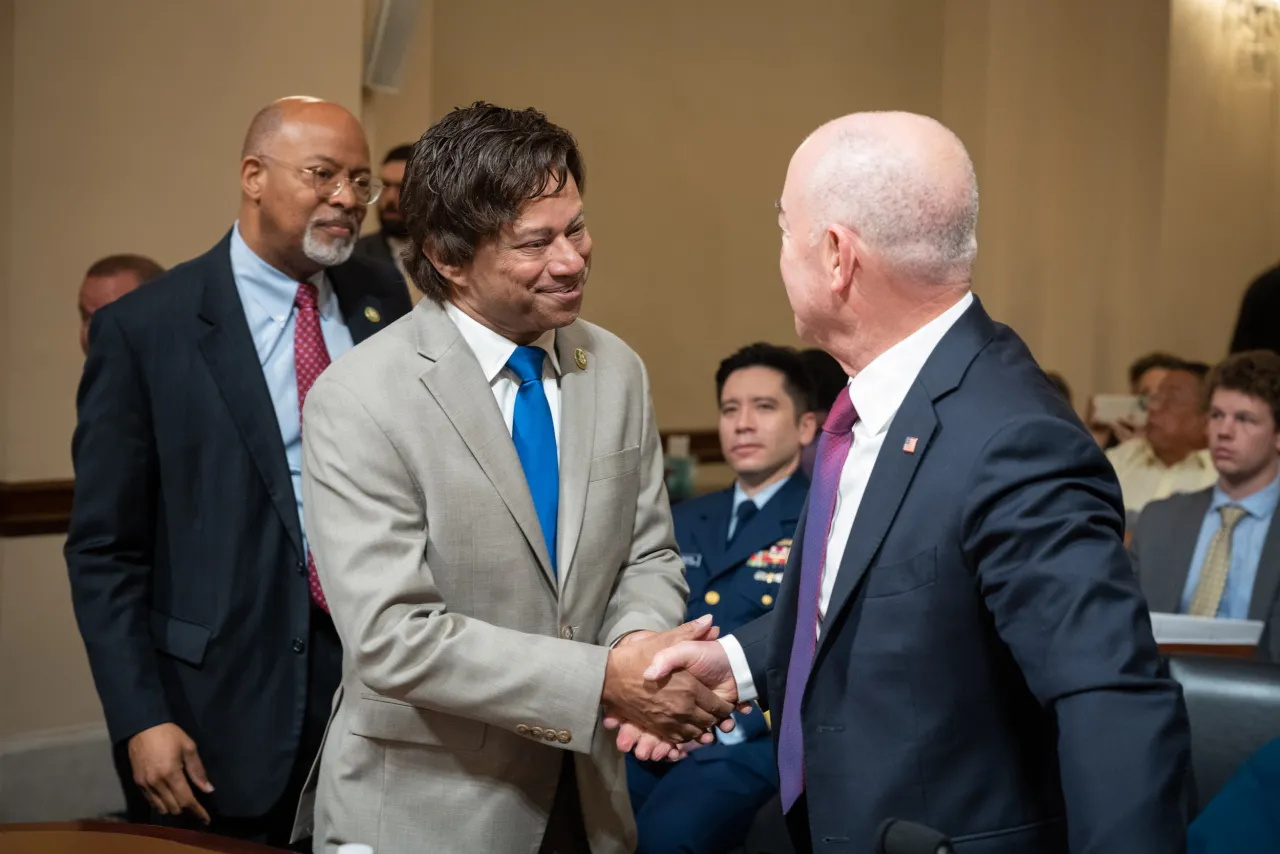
[65,96,411,847]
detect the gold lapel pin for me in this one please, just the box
[574,348,588,370]
[364,306,381,323]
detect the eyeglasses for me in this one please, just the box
[256,154,383,205]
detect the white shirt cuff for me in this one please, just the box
[717,635,758,704]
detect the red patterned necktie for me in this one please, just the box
[295,281,331,613]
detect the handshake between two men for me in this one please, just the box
[600,614,745,762]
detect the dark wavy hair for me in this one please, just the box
[399,102,586,303]
[715,343,818,416]
[1206,350,1280,425]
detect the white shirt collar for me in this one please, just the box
[732,474,793,513]
[846,291,974,435]
[443,301,560,382]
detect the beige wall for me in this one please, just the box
[1157,0,1280,360]
[0,0,365,741]
[369,0,1279,423]
[419,0,946,428]
[943,0,1174,408]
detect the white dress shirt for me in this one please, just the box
[444,301,561,455]
[720,291,974,702]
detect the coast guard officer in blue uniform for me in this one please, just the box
[629,343,818,854]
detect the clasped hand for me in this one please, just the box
[600,614,745,762]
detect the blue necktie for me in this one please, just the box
[507,346,558,573]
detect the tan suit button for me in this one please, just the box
[543,730,557,742]
[530,726,544,738]
[559,625,575,640]
[517,725,531,736]
[705,590,721,605]
[557,730,572,744]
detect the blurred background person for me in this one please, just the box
[1130,350,1280,662]
[78,254,163,355]
[1106,359,1215,517]
[1229,261,1280,357]
[354,143,417,302]
[64,96,410,847]
[797,348,846,477]
[628,343,815,854]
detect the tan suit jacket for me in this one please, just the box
[296,299,688,853]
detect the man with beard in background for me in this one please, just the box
[354,143,418,303]
[65,96,410,848]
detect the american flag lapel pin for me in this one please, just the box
[903,436,918,454]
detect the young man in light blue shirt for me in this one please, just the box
[1131,350,1280,661]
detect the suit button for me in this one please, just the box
[557,731,571,744]
[543,730,557,742]
[761,595,774,606]
[559,625,575,640]
[292,638,306,654]
[531,727,545,739]
[296,559,306,575]
[517,725,531,736]
[705,590,721,605]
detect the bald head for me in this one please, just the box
[237,96,372,280]
[241,96,364,159]
[792,111,978,285]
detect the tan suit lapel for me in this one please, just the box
[414,302,557,592]
[555,323,595,590]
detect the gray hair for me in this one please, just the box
[805,117,979,285]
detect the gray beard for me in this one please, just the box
[303,222,356,267]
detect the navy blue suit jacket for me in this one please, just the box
[734,298,1190,852]
[64,233,411,817]
[676,474,808,755]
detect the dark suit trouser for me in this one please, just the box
[539,753,592,854]
[148,605,341,850]
[784,793,813,854]
[627,741,778,854]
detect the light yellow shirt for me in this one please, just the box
[1105,438,1216,514]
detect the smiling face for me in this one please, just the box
[240,101,371,277]
[444,172,592,344]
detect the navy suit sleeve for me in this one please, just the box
[733,611,774,711]
[961,415,1190,853]
[64,310,171,745]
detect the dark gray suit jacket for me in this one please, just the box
[1131,486,1280,662]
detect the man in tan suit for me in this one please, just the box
[297,103,735,854]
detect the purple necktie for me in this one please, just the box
[777,389,859,812]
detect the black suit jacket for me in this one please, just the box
[1229,263,1280,356]
[1131,487,1280,662]
[735,298,1190,852]
[353,231,396,267]
[65,232,411,817]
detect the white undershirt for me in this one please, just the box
[719,292,974,701]
[443,302,562,457]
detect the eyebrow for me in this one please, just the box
[512,210,585,241]
[308,155,371,174]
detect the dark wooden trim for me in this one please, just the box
[0,821,279,853]
[0,479,74,537]
[659,429,723,464]
[0,436,720,538]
